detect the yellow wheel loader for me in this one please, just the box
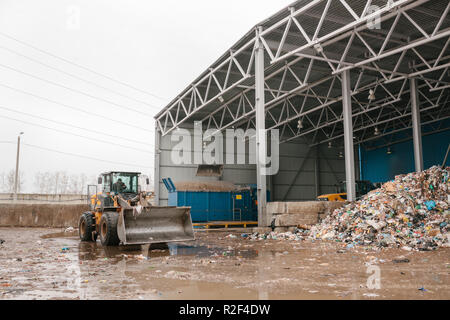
[79,172,195,246]
[317,180,377,202]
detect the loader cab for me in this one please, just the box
[99,172,140,195]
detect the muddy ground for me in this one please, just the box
[0,227,449,300]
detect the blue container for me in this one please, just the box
[163,179,269,223]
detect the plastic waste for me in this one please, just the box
[308,166,449,250]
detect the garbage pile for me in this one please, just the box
[309,166,449,250]
[245,231,304,241]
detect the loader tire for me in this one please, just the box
[79,212,96,242]
[99,212,120,246]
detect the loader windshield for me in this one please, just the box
[111,173,138,194]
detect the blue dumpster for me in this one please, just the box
[162,178,269,223]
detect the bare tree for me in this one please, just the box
[34,171,53,194]
[1,170,24,193]
[67,174,79,194]
[79,173,87,194]
[32,171,98,195]
[0,172,6,193]
[59,172,69,194]
[53,171,60,195]
[34,171,81,194]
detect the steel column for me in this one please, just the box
[255,27,267,227]
[410,78,424,172]
[342,70,356,201]
[154,126,161,205]
[314,146,320,198]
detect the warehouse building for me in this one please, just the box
[154,0,450,226]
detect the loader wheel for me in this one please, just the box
[79,212,97,242]
[99,212,120,246]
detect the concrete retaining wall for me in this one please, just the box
[0,204,89,228]
[0,193,88,202]
[266,201,345,228]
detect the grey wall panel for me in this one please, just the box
[278,143,313,157]
[274,171,315,185]
[278,157,316,171]
[273,185,317,201]
[222,166,256,185]
[156,128,345,204]
[319,172,343,186]
[320,185,340,195]
[272,141,345,201]
[157,129,257,206]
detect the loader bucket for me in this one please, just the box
[117,206,195,245]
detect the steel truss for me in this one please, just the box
[156,0,450,149]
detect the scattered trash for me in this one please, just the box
[65,227,75,233]
[425,201,436,211]
[61,247,70,253]
[0,239,5,245]
[245,231,305,241]
[393,257,410,263]
[226,234,237,239]
[363,293,380,298]
[418,287,428,292]
[309,166,449,250]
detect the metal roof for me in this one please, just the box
[155,0,450,150]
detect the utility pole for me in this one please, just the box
[13,132,24,201]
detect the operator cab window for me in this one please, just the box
[112,173,138,194]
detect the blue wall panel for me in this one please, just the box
[361,130,450,183]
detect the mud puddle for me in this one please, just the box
[40,230,79,239]
[77,243,258,261]
[42,230,258,262]
[2,228,448,300]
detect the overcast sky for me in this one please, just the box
[0,0,293,192]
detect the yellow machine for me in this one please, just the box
[317,193,348,202]
[79,172,195,246]
[317,180,376,202]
